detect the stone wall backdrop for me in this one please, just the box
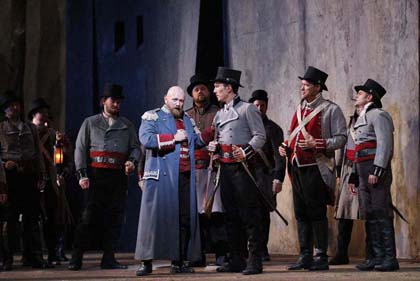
[0,0,66,129]
[224,0,419,258]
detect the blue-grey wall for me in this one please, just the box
[66,0,199,251]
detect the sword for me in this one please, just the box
[392,204,408,224]
[203,164,221,217]
[240,161,288,226]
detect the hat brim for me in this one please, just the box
[354,85,383,108]
[102,95,125,99]
[27,105,50,120]
[1,97,22,110]
[187,81,211,96]
[213,78,244,88]
[298,76,328,91]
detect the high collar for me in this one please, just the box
[359,102,374,117]
[303,93,323,109]
[224,95,240,111]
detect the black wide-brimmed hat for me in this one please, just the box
[214,67,243,87]
[298,66,328,91]
[27,97,50,119]
[0,90,22,110]
[248,89,268,103]
[354,79,386,108]
[103,83,124,99]
[187,74,211,96]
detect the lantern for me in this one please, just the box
[54,132,64,165]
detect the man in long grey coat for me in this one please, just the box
[135,86,212,276]
[330,106,367,265]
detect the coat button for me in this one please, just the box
[163,172,167,176]
[163,156,166,160]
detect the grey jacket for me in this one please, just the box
[354,106,394,168]
[75,113,140,171]
[214,96,266,151]
[0,119,45,175]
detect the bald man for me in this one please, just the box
[135,86,212,276]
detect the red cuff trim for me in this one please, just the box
[158,134,175,151]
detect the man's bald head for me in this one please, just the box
[164,86,185,118]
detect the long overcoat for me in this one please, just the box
[335,116,360,219]
[135,106,201,261]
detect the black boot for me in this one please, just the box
[329,219,352,265]
[356,220,384,271]
[374,218,399,271]
[68,249,83,270]
[287,221,313,270]
[217,255,246,272]
[100,252,128,269]
[136,260,153,276]
[308,220,329,271]
[242,256,263,275]
[170,260,195,273]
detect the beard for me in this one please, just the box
[194,95,209,104]
[170,107,184,118]
[104,104,119,116]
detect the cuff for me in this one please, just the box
[76,168,88,181]
[157,134,175,151]
[348,173,359,187]
[370,165,386,178]
[242,144,255,160]
[314,139,326,152]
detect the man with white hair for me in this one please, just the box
[135,86,212,276]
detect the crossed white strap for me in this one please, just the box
[288,101,329,144]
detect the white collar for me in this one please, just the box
[359,102,374,117]
[224,99,235,111]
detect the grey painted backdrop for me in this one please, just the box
[224,0,419,258]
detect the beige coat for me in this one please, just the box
[335,116,360,220]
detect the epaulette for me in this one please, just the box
[141,108,160,121]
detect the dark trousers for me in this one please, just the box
[177,171,191,262]
[219,163,264,262]
[198,212,228,259]
[72,168,127,262]
[335,219,353,258]
[290,163,329,258]
[43,181,58,258]
[356,161,393,220]
[5,169,42,264]
[255,166,274,256]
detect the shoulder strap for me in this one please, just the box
[289,101,329,143]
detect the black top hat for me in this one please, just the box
[354,79,386,108]
[248,89,268,103]
[0,90,22,110]
[214,67,243,87]
[187,74,211,96]
[27,98,50,120]
[103,83,124,99]
[298,66,328,91]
